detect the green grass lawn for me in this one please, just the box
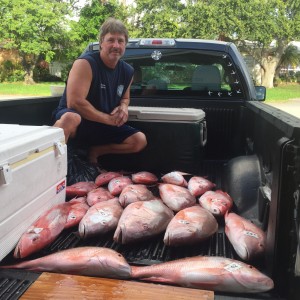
[0,81,299,101]
[0,82,64,96]
[266,83,300,102]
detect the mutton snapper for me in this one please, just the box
[79,198,123,239]
[113,199,174,244]
[2,247,132,279]
[225,212,266,261]
[131,256,274,293]
[164,205,218,246]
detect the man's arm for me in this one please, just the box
[66,59,115,126]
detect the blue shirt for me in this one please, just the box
[57,51,134,114]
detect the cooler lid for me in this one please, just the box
[128,106,205,122]
[0,124,65,165]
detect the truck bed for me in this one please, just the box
[1,94,299,299]
[0,159,274,300]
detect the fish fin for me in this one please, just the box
[137,276,176,284]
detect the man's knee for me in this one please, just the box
[131,132,147,153]
[63,112,81,126]
[54,112,81,141]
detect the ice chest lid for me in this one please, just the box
[0,124,65,165]
[128,106,205,121]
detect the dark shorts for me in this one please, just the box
[53,107,140,147]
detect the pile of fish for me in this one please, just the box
[1,170,273,294]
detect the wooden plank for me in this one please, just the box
[21,272,214,300]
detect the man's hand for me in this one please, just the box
[110,102,128,127]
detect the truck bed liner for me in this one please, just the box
[0,160,273,299]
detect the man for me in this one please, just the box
[53,18,147,165]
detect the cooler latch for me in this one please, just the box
[200,121,207,147]
[54,141,65,157]
[0,164,12,185]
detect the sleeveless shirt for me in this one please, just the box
[57,51,134,114]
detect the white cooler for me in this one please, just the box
[0,124,67,261]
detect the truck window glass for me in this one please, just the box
[124,49,245,99]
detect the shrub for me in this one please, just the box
[33,65,62,82]
[60,63,73,83]
[296,71,300,83]
[0,60,24,82]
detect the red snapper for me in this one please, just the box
[159,183,196,212]
[14,203,69,258]
[199,190,233,216]
[113,199,174,244]
[164,205,218,246]
[3,247,131,279]
[78,198,123,239]
[225,212,266,261]
[131,256,274,293]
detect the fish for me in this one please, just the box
[131,171,158,185]
[78,198,123,239]
[187,176,216,197]
[2,247,132,279]
[66,181,98,198]
[225,212,266,261]
[14,203,69,258]
[95,171,123,186]
[199,190,233,216]
[86,187,115,206]
[131,256,274,293]
[118,184,154,207]
[164,205,218,246]
[158,183,196,212]
[161,171,188,187]
[113,199,174,244]
[108,176,133,196]
[65,197,90,229]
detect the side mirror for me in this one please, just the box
[255,86,266,101]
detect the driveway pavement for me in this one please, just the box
[267,98,300,119]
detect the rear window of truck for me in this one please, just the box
[124,49,245,99]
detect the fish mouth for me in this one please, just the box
[233,273,274,293]
[163,233,171,246]
[234,244,249,261]
[13,247,21,259]
[78,224,86,239]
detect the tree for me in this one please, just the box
[128,0,185,38]
[276,44,300,79]
[0,0,73,84]
[67,0,129,60]
[209,0,300,88]
[127,0,300,87]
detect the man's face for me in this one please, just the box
[100,32,126,66]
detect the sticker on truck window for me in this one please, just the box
[151,50,162,61]
[56,180,66,194]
